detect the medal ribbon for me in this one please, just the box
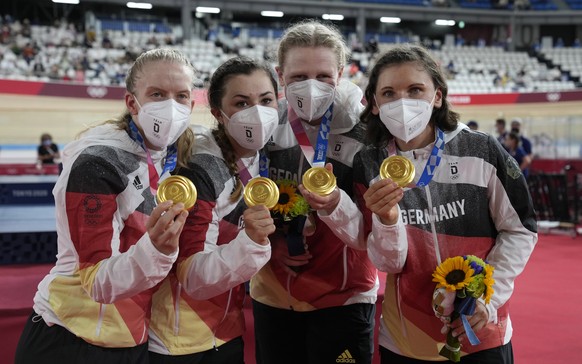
[128,119,178,194]
[387,127,445,187]
[288,103,333,168]
[236,150,268,186]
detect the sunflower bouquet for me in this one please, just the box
[431,255,495,362]
[271,179,312,256]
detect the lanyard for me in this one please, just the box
[288,103,333,168]
[128,119,177,194]
[235,150,268,186]
[387,127,445,187]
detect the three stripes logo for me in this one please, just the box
[336,349,356,363]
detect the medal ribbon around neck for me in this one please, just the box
[288,103,333,169]
[386,127,445,187]
[128,119,178,195]
[236,150,268,186]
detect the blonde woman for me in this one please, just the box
[251,20,377,364]
[15,48,196,363]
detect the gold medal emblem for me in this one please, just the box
[157,175,197,211]
[302,166,337,196]
[243,177,279,209]
[379,156,415,187]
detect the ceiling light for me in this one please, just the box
[261,11,284,17]
[435,19,455,26]
[380,17,401,24]
[322,14,344,21]
[196,6,220,14]
[52,0,80,4]
[126,2,152,9]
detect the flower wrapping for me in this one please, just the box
[271,179,312,257]
[431,255,495,362]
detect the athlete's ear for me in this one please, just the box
[434,88,443,109]
[371,94,380,116]
[211,108,223,124]
[337,66,344,81]
[275,66,285,87]
[126,92,139,116]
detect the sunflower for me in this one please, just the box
[272,180,300,216]
[482,265,495,304]
[432,256,475,292]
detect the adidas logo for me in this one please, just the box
[336,349,356,363]
[133,176,143,190]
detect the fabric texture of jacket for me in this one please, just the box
[149,125,271,355]
[353,124,538,360]
[250,81,379,311]
[32,123,178,348]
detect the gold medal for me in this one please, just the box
[302,166,336,196]
[157,175,197,211]
[379,156,415,187]
[243,177,279,209]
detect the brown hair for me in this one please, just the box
[40,133,52,142]
[207,55,278,201]
[361,44,459,147]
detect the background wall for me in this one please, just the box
[1,93,581,162]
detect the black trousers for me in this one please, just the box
[253,300,375,364]
[149,337,244,364]
[15,311,149,364]
[380,341,514,364]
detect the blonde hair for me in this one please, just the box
[277,20,349,71]
[99,48,197,168]
[125,48,196,94]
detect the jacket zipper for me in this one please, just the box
[96,303,104,337]
[174,282,181,335]
[212,288,233,350]
[340,245,348,290]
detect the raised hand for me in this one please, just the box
[363,178,404,225]
[147,201,188,255]
[298,163,341,215]
[244,205,276,246]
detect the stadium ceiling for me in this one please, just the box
[82,0,581,25]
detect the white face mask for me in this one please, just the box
[285,79,335,121]
[223,105,278,150]
[377,93,436,143]
[135,97,191,149]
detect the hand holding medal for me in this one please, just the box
[362,156,413,226]
[243,177,280,209]
[148,175,195,255]
[242,177,278,246]
[298,163,341,215]
[379,155,415,187]
[302,166,337,196]
[156,175,198,210]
